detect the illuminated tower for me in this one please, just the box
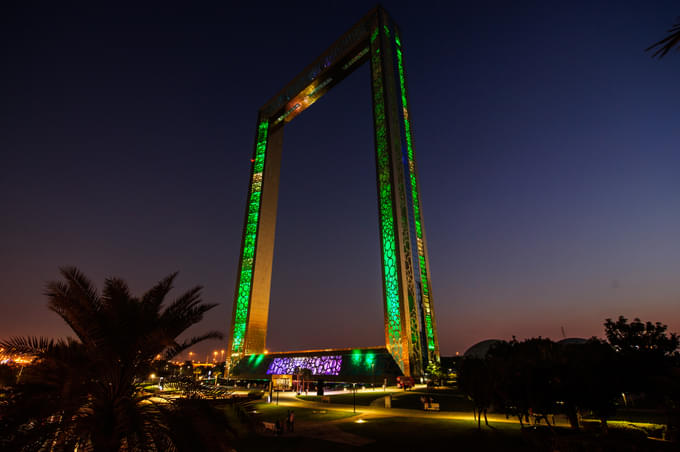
[227,7,439,377]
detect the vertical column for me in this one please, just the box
[371,10,423,377]
[393,27,440,364]
[227,117,283,362]
[247,126,283,353]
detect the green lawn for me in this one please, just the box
[390,390,474,411]
[297,391,391,406]
[338,417,676,451]
[217,402,676,452]
[231,435,355,452]
[297,389,476,411]
[340,416,531,451]
[244,402,358,422]
[584,408,669,425]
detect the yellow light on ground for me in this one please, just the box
[355,419,366,424]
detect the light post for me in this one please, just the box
[353,383,356,413]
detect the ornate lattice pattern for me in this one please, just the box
[232,120,269,353]
[395,33,436,352]
[266,356,342,376]
[261,22,371,118]
[385,23,421,368]
[371,27,402,365]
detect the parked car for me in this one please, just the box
[397,376,415,390]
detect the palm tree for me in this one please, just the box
[0,267,223,451]
[647,17,680,58]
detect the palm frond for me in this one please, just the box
[102,277,132,307]
[162,286,204,319]
[46,268,104,346]
[46,281,94,341]
[647,18,680,59]
[164,331,224,360]
[160,286,219,337]
[141,272,178,312]
[0,336,54,355]
[59,266,101,310]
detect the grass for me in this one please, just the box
[217,401,677,452]
[231,435,355,452]
[224,402,360,452]
[298,391,391,406]
[339,416,533,451]
[584,407,670,425]
[390,390,474,411]
[339,417,677,451]
[244,402,358,422]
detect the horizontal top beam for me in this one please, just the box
[258,6,384,119]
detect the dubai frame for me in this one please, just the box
[227,7,439,377]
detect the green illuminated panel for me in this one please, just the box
[395,33,436,352]
[232,120,269,353]
[351,349,377,369]
[371,32,402,364]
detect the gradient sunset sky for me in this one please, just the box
[2,1,679,358]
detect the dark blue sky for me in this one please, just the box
[2,1,679,358]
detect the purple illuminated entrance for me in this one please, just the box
[266,355,342,376]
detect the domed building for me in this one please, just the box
[463,339,503,359]
[557,337,588,345]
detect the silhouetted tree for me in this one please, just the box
[487,338,562,429]
[647,17,680,58]
[458,357,494,429]
[605,316,679,357]
[0,267,223,451]
[0,364,18,387]
[604,316,678,397]
[560,339,621,432]
[426,360,445,386]
[484,339,530,427]
[605,316,680,439]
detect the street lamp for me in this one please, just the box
[353,383,357,413]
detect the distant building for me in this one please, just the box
[464,339,504,359]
